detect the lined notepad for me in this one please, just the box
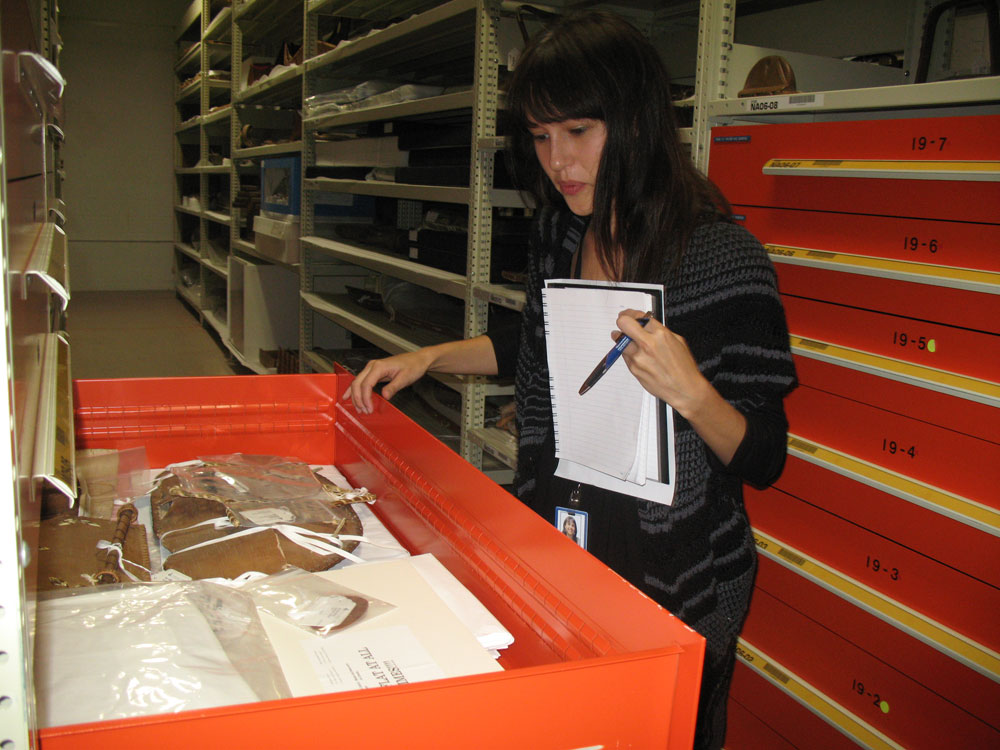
[543,280,675,505]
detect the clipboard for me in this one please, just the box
[542,279,676,506]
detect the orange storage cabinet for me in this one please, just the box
[710,109,999,748]
[36,373,705,749]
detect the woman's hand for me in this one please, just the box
[342,350,433,415]
[616,310,707,416]
[617,309,747,465]
[341,335,500,415]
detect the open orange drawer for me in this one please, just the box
[36,373,705,749]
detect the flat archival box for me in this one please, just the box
[37,373,704,749]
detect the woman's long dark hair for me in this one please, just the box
[505,11,730,282]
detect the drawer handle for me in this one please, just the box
[762,158,1000,182]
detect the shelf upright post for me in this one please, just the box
[229,6,241,272]
[0,71,35,750]
[692,0,733,175]
[198,0,211,309]
[460,0,502,468]
[299,1,319,373]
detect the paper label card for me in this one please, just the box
[301,624,447,693]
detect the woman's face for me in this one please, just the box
[527,117,607,216]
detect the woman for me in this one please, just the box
[345,11,796,748]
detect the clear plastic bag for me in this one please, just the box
[168,454,325,503]
[225,497,341,528]
[34,581,291,727]
[241,567,395,637]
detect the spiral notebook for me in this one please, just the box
[542,280,675,506]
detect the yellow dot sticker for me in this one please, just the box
[927,339,936,353]
[880,700,890,714]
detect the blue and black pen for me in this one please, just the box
[578,317,651,396]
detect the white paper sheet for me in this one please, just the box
[261,555,504,698]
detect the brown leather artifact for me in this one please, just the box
[150,455,368,580]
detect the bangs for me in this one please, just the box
[508,40,605,127]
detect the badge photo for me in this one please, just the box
[555,506,588,549]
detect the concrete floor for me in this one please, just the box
[67,290,242,380]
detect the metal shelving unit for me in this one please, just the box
[297,0,522,479]
[1,3,73,744]
[172,0,233,344]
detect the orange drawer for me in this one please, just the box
[746,484,999,650]
[782,293,998,382]
[745,561,1000,748]
[773,454,998,589]
[785,384,999,503]
[709,114,1000,223]
[733,205,1000,272]
[792,354,999,444]
[775,260,1000,335]
[727,666,860,750]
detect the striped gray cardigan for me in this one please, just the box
[490,206,797,748]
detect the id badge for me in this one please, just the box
[555,506,588,549]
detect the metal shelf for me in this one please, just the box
[176,116,201,132]
[234,64,303,106]
[708,77,1000,123]
[233,140,303,159]
[467,425,517,469]
[204,209,233,226]
[203,104,232,126]
[302,290,454,353]
[204,6,233,41]
[304,90,477,131]
[203,307,229,337]
[202,254,229,278]
[175,203,201,217]
[175,41,201,73]
[301,291,511,395]
[175,242,201,261]
[307,0,442,20]
[303,175,523,208]
[175,79,201,102]
[472,281,524,312]
[176,0,202,40]
[304,0,477,81]
[234,0,303,41]
[302,235,467,299]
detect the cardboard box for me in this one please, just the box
[316,135,409,167]
[254,214,300,264]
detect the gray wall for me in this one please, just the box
[61,0,189,291]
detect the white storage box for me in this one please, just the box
[316,136,409,167]
[227,255,299,367]
[254,214,300,264]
